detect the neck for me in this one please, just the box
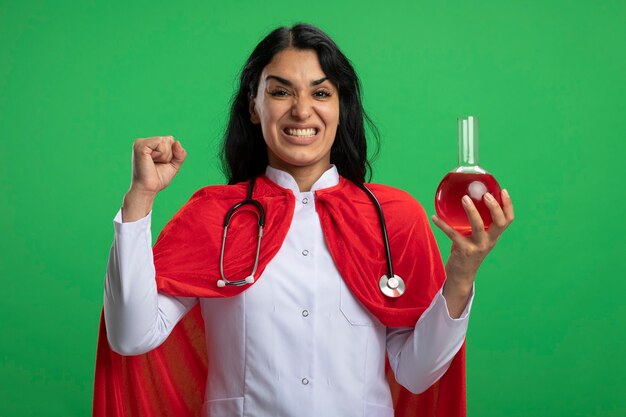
[268,160,331,192]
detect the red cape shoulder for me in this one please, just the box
[315,178,444,328]
[365,183,429,218]
[153,178,295,297]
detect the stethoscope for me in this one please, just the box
[216,178,406,298]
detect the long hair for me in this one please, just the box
[221,23,380,184]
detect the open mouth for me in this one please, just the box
[283,127,319,138]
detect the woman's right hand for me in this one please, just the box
[122,136,187,222]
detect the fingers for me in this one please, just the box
[431,214,458,240]
[483,192,506,238]
[462,195,486,238]
[170,140,187,170]
[485,190,514,240]
[134,136,175,162]
[152,136,174,163]
[130,135,185,194]
[436,190,515,286]
[433,191,514,245]
[432,196,487,245]
[501,189,515,223]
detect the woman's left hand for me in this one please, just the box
[431,189,515,317]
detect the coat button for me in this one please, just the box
[301,378,309,385]
[302,249,309,256]
[302,310,309,317]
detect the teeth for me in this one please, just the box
[286,128,317,137]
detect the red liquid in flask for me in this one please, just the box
[435,172,502,236]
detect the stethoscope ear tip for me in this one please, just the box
[216,276,255,287]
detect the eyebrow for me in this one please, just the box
[265,75,329,87]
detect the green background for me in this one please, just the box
[1,0,625,416]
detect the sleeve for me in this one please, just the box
[385,284,474,394]
[103,209,197,355]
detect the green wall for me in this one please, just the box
[1,1,624,416]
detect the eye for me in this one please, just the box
[269,88,290,97]
[313,89,332,99]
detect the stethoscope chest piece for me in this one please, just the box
[379,274,405,298]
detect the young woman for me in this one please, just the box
[95,23,514,417]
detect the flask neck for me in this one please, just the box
[456,116,483,172]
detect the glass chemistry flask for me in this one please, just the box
[435,116,502,236]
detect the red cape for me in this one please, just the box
[93,175,466,416]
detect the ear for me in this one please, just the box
[249,95,261,124]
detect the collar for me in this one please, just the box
[264,165,340,195]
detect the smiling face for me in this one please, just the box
[249,48,340,182]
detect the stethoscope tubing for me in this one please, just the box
[218,179,265,287]
[355,183,395,279]
[217,177,405,297]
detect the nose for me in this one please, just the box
[290,97,312,120]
